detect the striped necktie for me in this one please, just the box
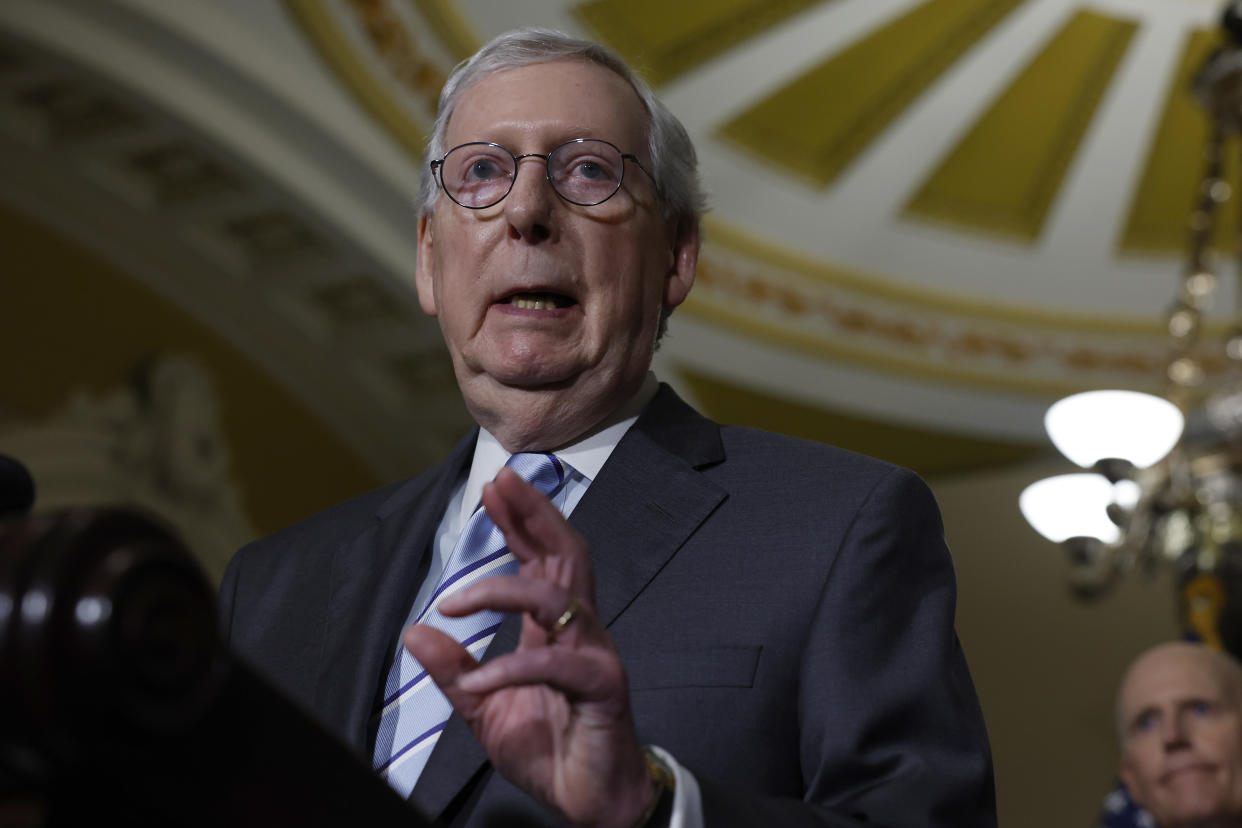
[372,452,566,797]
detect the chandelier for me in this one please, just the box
[1019,2,1242,648]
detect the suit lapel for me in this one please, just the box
[312,431,477,753]
[411,386,727,821]
[575,395,727,627]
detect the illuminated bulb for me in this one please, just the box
[1169,309,1197,339]
[1185,270,1216,298]
[1227,334,1242,361]
[1113,479,1142,510]
[1168,358,1204,387]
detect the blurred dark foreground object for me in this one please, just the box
[0,506,426,827]
[0,455,34,517]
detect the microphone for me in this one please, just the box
[0,455,34,516]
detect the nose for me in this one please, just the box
[1162,712,1192,749]
[503,155,555,243]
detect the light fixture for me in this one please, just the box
[1021,2,1242,642]
[1019,474,1125,544]
[1044,390,1183,470]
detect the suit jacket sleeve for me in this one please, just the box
[693,465,995,827]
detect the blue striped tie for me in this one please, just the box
[372,452,566,797]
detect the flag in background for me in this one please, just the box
[1095,781,1154,828]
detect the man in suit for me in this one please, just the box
[1116,642,1242,828]
[220,27,996,827]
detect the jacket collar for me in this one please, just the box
[410,385,727,820]
[311,429,479,752]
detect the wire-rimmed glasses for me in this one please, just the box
[430,138,653,209]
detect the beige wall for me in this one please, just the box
[933,460,1177,827]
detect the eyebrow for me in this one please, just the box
[1126,706,1158,734]
[1126,697,1225,730]
[469,128,628,148]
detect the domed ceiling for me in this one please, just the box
[0,0,1235,499]
[254,0,1242,462]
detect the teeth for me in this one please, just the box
[511,296,557,310]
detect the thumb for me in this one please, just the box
[404,624,485,714]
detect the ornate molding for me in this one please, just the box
[0,16,468,481]
[688,244,1177,398]
[0,355,255,581]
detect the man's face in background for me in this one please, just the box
[1119,644,1242,827]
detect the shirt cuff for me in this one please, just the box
[647,745,703,828]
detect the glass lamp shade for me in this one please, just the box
[1019,474,1121,544]
[1044,390,1183,469]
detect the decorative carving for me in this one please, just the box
[125,143,244,205]
[691,250,1180,393]
[224,210,330,264]
[0,354,256,581]
[344,0,446,108]
[16,80,142,142]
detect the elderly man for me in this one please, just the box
[220,28,995,828]
[1118,642,1242,828]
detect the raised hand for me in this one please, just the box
[403,466,655,828]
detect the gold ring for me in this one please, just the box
[551,596,581,638]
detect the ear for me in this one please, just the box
[663,218,698,310]
[415,211,438,317]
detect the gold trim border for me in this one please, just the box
[283,0,431,158]
[681,298,1109,398]
[703,219,1168,335]
[683,251,1178,398]
[409,0,481,61]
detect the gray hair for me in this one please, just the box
[416,27,706,228]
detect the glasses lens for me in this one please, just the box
[441,144,515,207]
[548,140,624,205]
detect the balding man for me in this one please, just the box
[1117,642,1242,828]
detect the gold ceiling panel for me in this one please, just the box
[1120,27,1236,255]
[573,0,826,86]
[717,0,1025,190]
[905,10,1136,242]
[681,370,1039,478]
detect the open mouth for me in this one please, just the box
[500,291,577,310]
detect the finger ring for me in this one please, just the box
[551,597,581,638]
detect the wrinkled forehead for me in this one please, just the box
[446,59,651,154]
[1121,649,1233,716]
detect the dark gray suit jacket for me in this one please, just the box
[220,386,996,827]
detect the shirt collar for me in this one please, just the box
[459,373,658,523]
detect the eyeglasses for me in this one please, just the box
[430,138,654,209]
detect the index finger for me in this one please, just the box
[482,467,594,596]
